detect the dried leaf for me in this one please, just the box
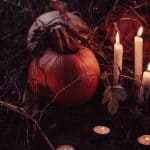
[108,97,119,115]
[102,85,128,115]
[112,85,128,102]
[102,86,112,104]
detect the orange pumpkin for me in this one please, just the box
[28,43,100,107]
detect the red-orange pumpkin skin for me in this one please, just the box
[28,44,100,107]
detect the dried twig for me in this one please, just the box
[38,73,101,122]
[0,48,28,72]
[134,1,148,9]
[129,6,148,25]
[38,71,140,121]
[0,99,55,150]
[1,0,30,12]
[113,0,119,10]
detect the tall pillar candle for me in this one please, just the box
[113,32,123,85]
[134,26,143,81]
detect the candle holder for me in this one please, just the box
[56,144,75,150]
[92,125,111,142]
[135,135,150,150]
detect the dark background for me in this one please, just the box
[0,0,150,150]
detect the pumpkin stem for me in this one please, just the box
[53,28,64,53]
[59,27,71,52]
[53,27,77,54]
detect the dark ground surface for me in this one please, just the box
[0,95,150,150]
[0,0,150,150]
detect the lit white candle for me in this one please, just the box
[134,26,143,81]
[93,125,110,135]
[114,32,123,85]
[138,134,150,146]
[142,63,150,87]
[56,145,75,150]
[138,63,150,102]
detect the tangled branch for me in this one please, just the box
[0,99,55,150]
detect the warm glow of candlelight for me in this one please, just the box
[138,135,150,146]
[116,32,120,44]
[101,127,105,130]
[137,26,143,36]
[145,137,150,141]
[56,145,74,150]
[93,126,110,135]
[147,63,150,71]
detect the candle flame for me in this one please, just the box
[101,127,105,130]
[147,63,150,71]
[137,26,143,36]
[145,137,150,141]
[116,32,120,44]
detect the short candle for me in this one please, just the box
[142,62,150,86]
[93,125,110,135]
[56,145,75,150]
[138,135,150,146]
